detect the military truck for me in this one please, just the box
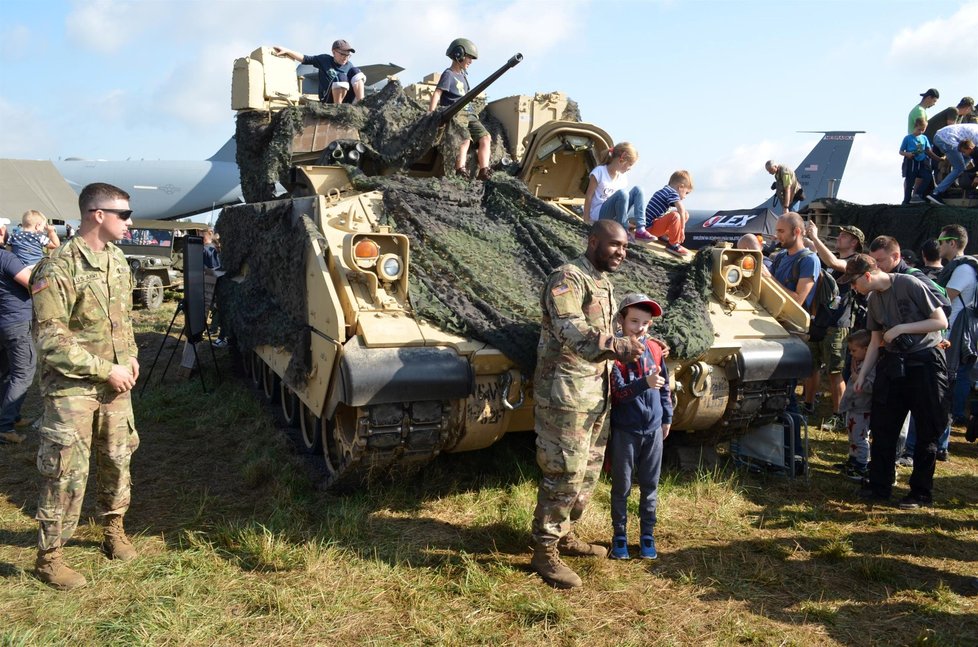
[117,219,211,309]
[217,47,813,489]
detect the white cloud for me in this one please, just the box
[64,0,151,54]
[889,2,978,73]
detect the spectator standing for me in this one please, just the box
[30,183,140,590]
[918,239,944,279]
[530,220,643,589]
[843,254,948,509]
[803,222,864,425]
[608,293,671,561]
[936,224,978,428]
[837,329,874,481]
[908,88,940,134]
[901,117,942,204]
[0,248,34,445]
[955,97,977,124]
[765,161,805,214]
[772,213,820,310]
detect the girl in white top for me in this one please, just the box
[584,143,644,227]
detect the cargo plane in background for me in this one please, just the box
[683,131,864,249]
[54,137,244,222]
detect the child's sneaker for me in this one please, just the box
[609,536,630,560]
[665,243,689,257]
[639,535,658,560]
[844,462,869,482]
[634,229,656,241]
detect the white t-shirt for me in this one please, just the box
[947,262,978,328]
[588,165,628,221]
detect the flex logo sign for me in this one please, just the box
[702,214,758,228]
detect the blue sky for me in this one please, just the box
[1,0,975,210]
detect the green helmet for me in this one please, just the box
[446,38,478,61]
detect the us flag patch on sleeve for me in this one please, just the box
[551,283,571,297]
[31,278,49,294]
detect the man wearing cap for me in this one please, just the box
[764,161,804,215]
[843,253,948,509]
[927,123,978,205]
[908,89,939,134]
[956,97,976,124]
[530,219,643,589]
[272,40,366,104]
[802,222,865,424]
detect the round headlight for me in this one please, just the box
[130,259,140,270]
[725,266,742,286]
[378,254,403,281]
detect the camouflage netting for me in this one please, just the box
[214,200,322,388]
[235,80,582,205]
[819,198,978,256]
[225,81,716,381]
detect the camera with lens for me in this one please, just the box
[892,333,915,353]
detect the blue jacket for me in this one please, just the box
[610,337,673,435]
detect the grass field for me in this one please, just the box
[1,302,976,646]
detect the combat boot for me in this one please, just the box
[36,547,87,590]
[557,532,608,559]
[531,542,582,589]
[102,515,137,561]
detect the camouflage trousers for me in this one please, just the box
[35,390,139,550]
[531,405,609,546]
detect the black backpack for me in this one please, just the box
[772,249,849,341]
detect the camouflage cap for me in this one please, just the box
[838,225,865,247]
[958,96,975,109]
[618,292,662,317]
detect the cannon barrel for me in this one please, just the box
[438,53,523,125]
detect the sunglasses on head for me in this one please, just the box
[89,207,133,220]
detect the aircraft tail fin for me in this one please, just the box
[207,137,237,162]
[757,131,863,211]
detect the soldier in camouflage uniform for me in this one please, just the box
[530,219,643,589]
[30,183,141,590]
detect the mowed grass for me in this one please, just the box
[1,302,976,646]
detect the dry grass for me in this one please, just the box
[1,302,976,646]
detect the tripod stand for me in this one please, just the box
[141,298,220,395]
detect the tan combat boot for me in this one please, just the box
[558,532,608,559]
[36,547,87,590]
[531,542,582,589]
[102,515,137,561]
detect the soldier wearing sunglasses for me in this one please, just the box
[29,182,141,590]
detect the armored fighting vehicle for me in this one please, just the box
[117,219,211,309]
[216,46,812,489]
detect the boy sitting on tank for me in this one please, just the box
[639,170,693,256]
[272,39,365,104]
[428,38,492,181]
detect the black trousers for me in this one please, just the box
[868,347,948,498]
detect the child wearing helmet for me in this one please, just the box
[429,38,493,181]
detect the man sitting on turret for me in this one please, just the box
[428,38,492,181]
[272,40,365,104]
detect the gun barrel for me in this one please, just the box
[438,53,523,124]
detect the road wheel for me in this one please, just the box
[322,405,363,490]
[280,382,300,427]
[261,363,279,403]
[139,275,164,310]
[298,402,322,454]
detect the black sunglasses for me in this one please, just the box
[89,207,133,221]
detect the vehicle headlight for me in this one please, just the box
[130,260,140,270]
[377,254,403,281]
[725,266,742,287]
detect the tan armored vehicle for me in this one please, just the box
[217,47,812,489]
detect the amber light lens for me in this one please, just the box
[740,255,756,272]
[354,238,381,267]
